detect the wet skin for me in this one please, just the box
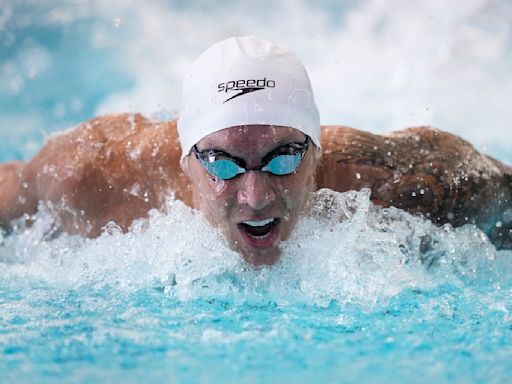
[181,125,318,266]
[318,126,512,249]
[0,113,511,263]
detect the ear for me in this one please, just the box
[180,155,191,178]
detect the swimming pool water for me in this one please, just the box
[1,284,511,383]
[1,189,511,383]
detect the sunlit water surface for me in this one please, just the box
[1,188,511,383]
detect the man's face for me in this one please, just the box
[182,125,318,266]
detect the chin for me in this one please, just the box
[239,247,282,267]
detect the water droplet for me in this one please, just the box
[113,17,121,27]
[283,215,290,222]
[411,192,417,197]
[495,221,503,228]
[502,208,512,224]
[355,173,361,180]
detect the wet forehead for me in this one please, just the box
[197,125,306,158]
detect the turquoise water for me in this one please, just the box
[2,284,510,383]
[1,189,512,383]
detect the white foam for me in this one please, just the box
[0,189,509,309]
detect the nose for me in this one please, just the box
[237,171,276,210]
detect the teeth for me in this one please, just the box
[242,218,275,227]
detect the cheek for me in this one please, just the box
[198,184,235,222]
[288,155,317,194]
[275,164,316,212]
[190,160,230,200]
[187,162,232,222]
[196,180,241,226]
[277,176,305,201]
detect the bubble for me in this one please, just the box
[502,208,512,225]
[112,17,121,27]
[0,190,504,308]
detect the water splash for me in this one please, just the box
[0,189,509,309]
[2,189,512,383]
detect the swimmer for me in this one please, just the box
[1,36,511,265]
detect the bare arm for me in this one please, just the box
[319,125,512,249]
[2,114,510,249]
[0,161,38,232]
[4,113,191,237]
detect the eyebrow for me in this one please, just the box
[197,136,307,154]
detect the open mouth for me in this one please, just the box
[237,218,281,249]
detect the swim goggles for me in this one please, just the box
[192,136,310,180]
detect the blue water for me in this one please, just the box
[1,188,512,383]
[2,284,510,383]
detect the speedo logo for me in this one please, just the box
[217,77,276,103]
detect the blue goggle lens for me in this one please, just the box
[200,153,303,180]
[200,159,244,180]
[193,137,309,180]
[262,154,302,175]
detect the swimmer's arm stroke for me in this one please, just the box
[1,114,192,238]
[0,161,37,233]
[0,113,511,250]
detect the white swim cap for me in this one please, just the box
[177,36,320,158]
